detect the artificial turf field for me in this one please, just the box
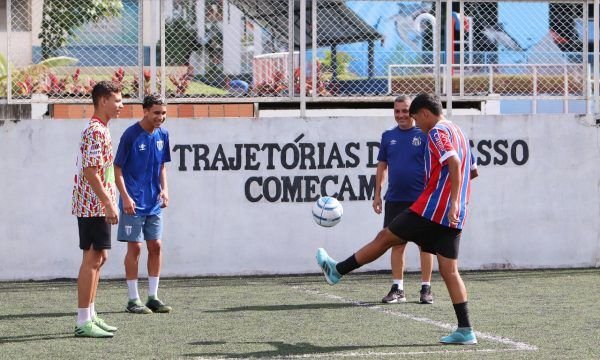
[0,268,598,359]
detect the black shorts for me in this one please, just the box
[383,201,413,228]
[77,217,111,250]
[387,210,462,259]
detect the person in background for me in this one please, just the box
[373,95,434,305]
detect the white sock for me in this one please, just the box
[392,279,404,290]
[90,302,96,319]
[127,279,140,300]
[148,276,159,298]
[422,281,431,286]
[77,307,91,326]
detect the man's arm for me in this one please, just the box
[470,167,479,180]
[372,161,387,214]
[159,163,169,208]
[114,165,135,215]
[469,151,479,179]
[446,155,462,227]
[83,166,118,224]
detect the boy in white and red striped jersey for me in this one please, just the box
[72,81,123,338]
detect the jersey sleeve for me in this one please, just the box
[470,150,477,170]
[80,129,104,168]
[376,133,387,162]
[163,130,171,163]
[428,127,456,164]
[114,129,131,168]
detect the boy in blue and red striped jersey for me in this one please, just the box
[316,93,479,345]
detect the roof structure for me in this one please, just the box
[226,0,383,48]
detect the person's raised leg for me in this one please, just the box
[317,228,403,285]
[437,254,476,345]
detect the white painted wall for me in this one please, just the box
[0,114,598,281]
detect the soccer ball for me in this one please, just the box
[312,196,343,227]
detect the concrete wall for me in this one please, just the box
[0,114,599,281]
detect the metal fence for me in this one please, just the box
[1,0,599,113]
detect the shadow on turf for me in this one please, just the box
[183,340,438,358]
[204,303,354,312]
[0,312,73,320]
[0,310,123,321]
[0,332,73,344]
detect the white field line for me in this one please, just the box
[291,285,538,352]
[271,348,528,358]
[193,348,528,360]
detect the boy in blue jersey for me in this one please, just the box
[114,94,172,314]
[373,96,434,305]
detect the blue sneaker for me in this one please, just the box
[440,327,478,345]
[316,248,342,285]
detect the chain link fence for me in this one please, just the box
[0,0,598,112]
[4,0,142,102]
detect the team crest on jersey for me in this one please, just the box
[125,225,132,236]
[412,136,422,146]
[156,140,164,151]
[88,144,101,158]
[389,140,397,146]
[139,143,147,151]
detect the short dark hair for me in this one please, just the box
[408,93,443,116]
[91,81,121,107]
[142,93,166,109]
[394,95,411,103]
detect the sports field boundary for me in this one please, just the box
[192,348,531,359]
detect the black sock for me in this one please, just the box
[453,302,472,328]
[336,254,360,275]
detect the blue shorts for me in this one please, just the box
[117,213,163,242]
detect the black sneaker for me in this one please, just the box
[146,297,172,313]
[419,285,433,304]
[126,299,153,314]
[382,284,406,303]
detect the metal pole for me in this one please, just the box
[388,65,392,95]
[288,0,294,99]
[160,0,166,99]
[138,0,145,100]
[532,66,537,114]
[583,1,590,114]
[300,0,307,117]
[468,17,473,65]
[459,0,464,97]
[563,65,569,113]
[434,0,441,96]
[594,0,599,113]
[445,0,453,115]
[7,0,11,104]
[311,0,317,98]
[150,0,159,94]
[489,64,493,94]
[368,41,375,79]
